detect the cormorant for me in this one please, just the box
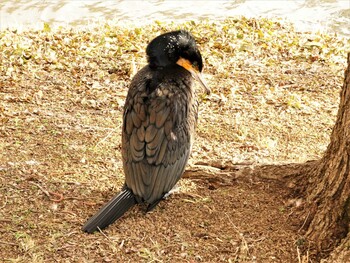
[82,30,210,233]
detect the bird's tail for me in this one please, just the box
[82,186,136,233]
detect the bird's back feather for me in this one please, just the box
[122,65,198,205]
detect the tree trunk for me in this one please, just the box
[303,53,350,260]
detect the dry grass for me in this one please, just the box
[0,18,349,262]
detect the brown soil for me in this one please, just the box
[1,19,349,262]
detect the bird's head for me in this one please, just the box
[146,30,210,94]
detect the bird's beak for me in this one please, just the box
[190,70,211,95]
[177,57,211,95]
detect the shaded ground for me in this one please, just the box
[0,19,349,262]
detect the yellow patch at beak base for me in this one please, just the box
[176,57,195,72]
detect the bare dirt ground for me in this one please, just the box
[1,19,349,262]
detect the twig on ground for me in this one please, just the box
[49,191,64,202]
[298,211,310,232]
[30,181,50,197]
[97,227,112,241]
[0,196,8,209]
[29,181,64,202]
[0,241,18,247]
[94,128,116,149]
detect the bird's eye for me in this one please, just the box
[192,61,199,70]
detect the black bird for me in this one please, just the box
[82,30,210,233]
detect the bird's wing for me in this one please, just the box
[122,75,196,204]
